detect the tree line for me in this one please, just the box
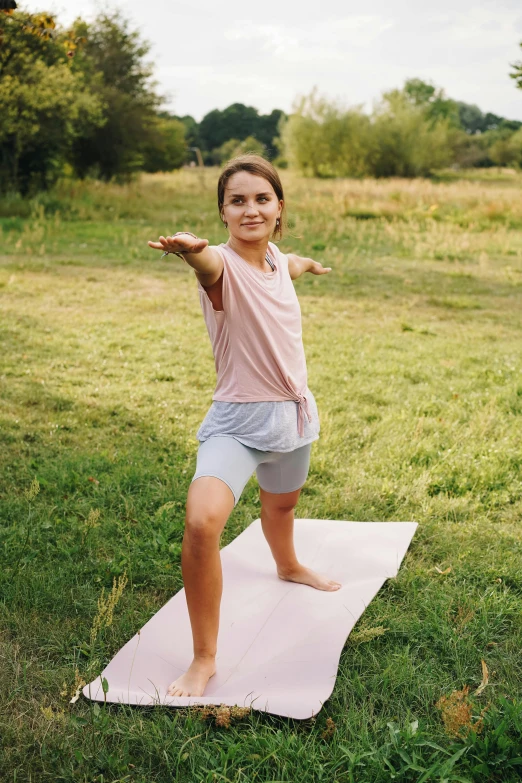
[1,7,522,195]
[282,79,522,179]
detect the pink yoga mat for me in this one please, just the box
[83,518,417,719]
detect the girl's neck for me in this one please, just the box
[226,235,269,267]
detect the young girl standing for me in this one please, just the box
[148,154,340,698]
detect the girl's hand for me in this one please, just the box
[308,258,332,275]
[288,253,332,280]
[147,232,209,256]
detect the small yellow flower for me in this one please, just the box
[215,705,231,728]
[40,705,65,722]
[89,572,128,649]
[350,625,389,644]
[156,501,176,516]
[24,477,40,501]
[86,508,101,528]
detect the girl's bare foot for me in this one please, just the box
[167,657,216,697]
[277,564,342,591]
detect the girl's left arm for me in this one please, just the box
[287,253,332,280]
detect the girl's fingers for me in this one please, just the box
[165,237,208,253]
[148,235,209,254]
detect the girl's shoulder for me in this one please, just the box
[268,241,286,257]
[268,241,289,268]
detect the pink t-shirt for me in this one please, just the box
[196,241,313,437]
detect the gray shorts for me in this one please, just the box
[190,435,312,507]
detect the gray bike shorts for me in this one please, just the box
[190,435,312,507]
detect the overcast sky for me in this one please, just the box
[25,0,522,121]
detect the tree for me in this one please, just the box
[0,10,104,194]
[455,102,506,134]
[510,41,522,90]
[370,88,453,177]
[403,78,460,127]
[211,135,266,165]
[198,103,287,158]
[0,8,188,190]
[142,116,186,172]
[489,128,522,168]
[456,102,486,134]
[199,103,259,151]
[170,114,201,158]
[257,109,286,154]
[69,10,164,181]
[450,131,490,168]
[281,88,372,177]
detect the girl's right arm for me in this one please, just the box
[147,232,221,276]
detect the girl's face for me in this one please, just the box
[222,172,283,241]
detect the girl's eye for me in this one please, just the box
[231,197,269,203]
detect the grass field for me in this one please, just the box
[1,167,521,781]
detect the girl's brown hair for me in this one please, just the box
[217,154,286,241]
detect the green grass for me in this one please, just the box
[1,168,521,782]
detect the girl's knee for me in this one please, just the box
[184,477,235,544]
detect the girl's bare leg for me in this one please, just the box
[168,476,235,697]
[259,487,342,591]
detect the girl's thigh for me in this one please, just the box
[190,436,264,508]
[256,442,312,495]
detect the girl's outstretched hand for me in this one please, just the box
[308,259,332,274]
[147,232,209,256]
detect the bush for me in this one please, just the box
[489,128,522,169]
[281,84,457,179]
[281,88,372,178]
[211,135,266,165]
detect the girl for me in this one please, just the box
[148,154,340,698]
